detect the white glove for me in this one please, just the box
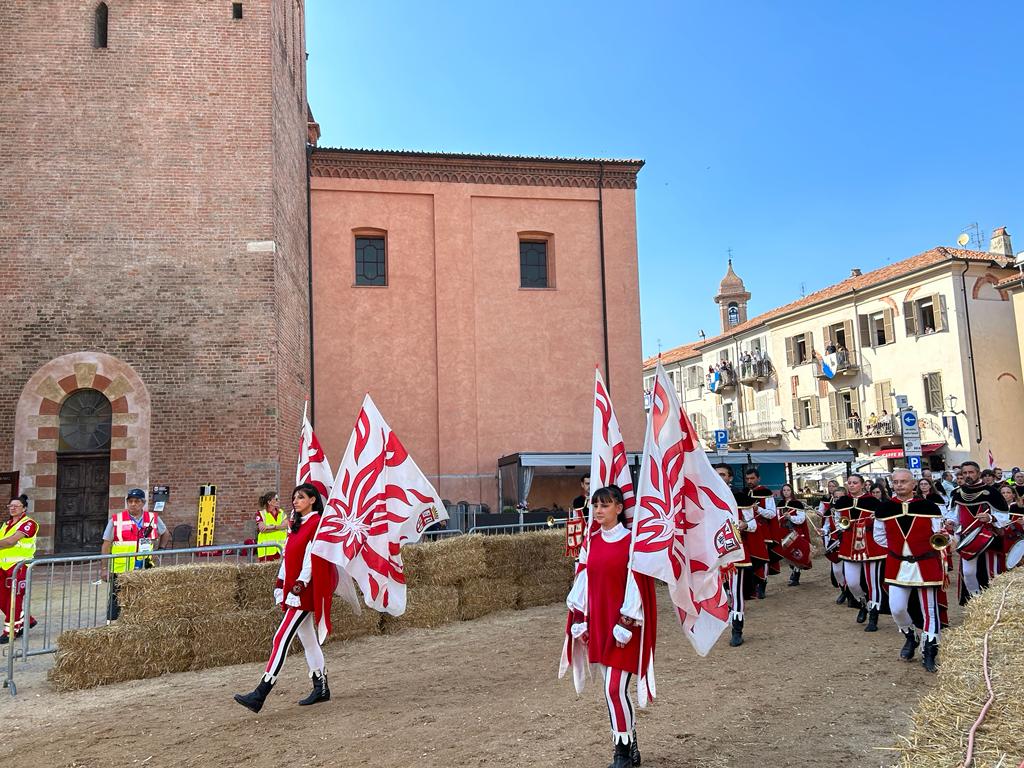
[612,623,634,645]
[570,622,588,639]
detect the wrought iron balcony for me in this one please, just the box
[821,418,865,442]
[738,358,773,385]
[728,420,784,444]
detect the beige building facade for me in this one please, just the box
[646,230,1024,481]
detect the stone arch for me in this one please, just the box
[972,273,1009,301]
[879,296,900,316]
[12,352,151,554]
[998,372,1018,382]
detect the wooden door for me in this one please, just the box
[56,454,110,553]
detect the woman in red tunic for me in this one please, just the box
[566,485,657,768]
[234,483,338,713]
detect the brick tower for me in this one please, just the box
[0,0,311,551]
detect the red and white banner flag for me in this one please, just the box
[988,448,997,470]
[311,395,448,616]
[588,366,636,529]
[296,404,334,499]
[631,362,745,656]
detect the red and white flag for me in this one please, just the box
[988,448,997,470]
[631,362,745,657]
[296,403,334,499]
[588,366,636,528]
[311,395,448,616]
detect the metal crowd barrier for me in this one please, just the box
[467,519,567,535]
[3,542,278,696]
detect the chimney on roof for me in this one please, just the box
[850,268,862,277]
[989,227,1013,258]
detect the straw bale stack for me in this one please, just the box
[458,577,519,620]
[236,562,281,611]
[380,585,459,634]
[481,529,565,581]
[518,558,574,609]
[894,569,1024,767]
[117,563,240,623]
[402,535,488,587]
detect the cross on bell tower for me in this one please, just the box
[714,259,751,333]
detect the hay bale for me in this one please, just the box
[237,562,281,611]
[380,585,459,634]
[481,530,566,580]
[117,563,240,624]
[894,570,1024,767]
[517,560,574,609]
[49,621,194,691]
[190,610,282,670]
[324,595,382,642]
[458,577,519,620]
[402,535,488,587]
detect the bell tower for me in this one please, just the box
[714,259,750,332]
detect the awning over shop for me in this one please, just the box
[873,442,946,459]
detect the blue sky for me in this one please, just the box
[306,1,1024,358]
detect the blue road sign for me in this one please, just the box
[907,455,922,469]
[714,430,728,449]
[902,411,918,429]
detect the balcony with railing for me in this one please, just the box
[738,357,774,385]
[727,420,784,444]
[706,366,737,393]
[814,349,859,380]
[821,418,865,442]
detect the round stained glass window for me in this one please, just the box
[59,389,113,452]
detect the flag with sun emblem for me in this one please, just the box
[311,395,447,617]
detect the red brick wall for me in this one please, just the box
[1,1,310,549]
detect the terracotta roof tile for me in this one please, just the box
[646,247,1008,370]
[643,342,702,369]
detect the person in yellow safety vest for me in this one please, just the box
[100,488,168,621]
[255,491,288,561]
[0,494,39,644]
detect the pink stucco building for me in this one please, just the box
[310,148,645,511]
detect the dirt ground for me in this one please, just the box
[0,562,952,768]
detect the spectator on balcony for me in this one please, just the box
[866,412,878,435]
[825,340,837,355]
[836,344,849,367]
[849,411,862,434]
[877,410,892,435]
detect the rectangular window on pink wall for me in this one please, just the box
[355,236,387,286]
[519,240,548,288]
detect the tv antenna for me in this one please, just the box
[958,223,983,250]
[799,281,806,297]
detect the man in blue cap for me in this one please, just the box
[100,488,168,620]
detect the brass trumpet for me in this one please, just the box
[930,532,952,551]
[546,515,556,528]
[837,515,851,531]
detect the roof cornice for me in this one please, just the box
[311,147,644,189]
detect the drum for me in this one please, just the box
[777,531,812,570]
[956,525,997,561]
[1006,539,1024,569]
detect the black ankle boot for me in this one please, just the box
[899,629,919,661]
[630,730,641,766]
[922,639,938,673]
[847,592,860,609]
[609,740,631,768]
[729,618,744,647]
[864,608,879,632]
[788,569,800,586]
[835,587,849,605]
[298,669,331,706]
[856,601,868,623]
[234,677,274,713]
[755,581,766,599]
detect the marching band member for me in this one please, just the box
[0,495,38,644]
[743,466,777,597]
[820,480,850,605]
[566,484,656,768]
[234,483,339,713]
[947,461,1009,603]
[714,465,762,648]
[1000,483,1024,570]
[835,474,885,631]
[874,469,947,673]
[777,484,810,587]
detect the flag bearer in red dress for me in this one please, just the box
[714,464,761,648]
[873,469,947,673]
[234,483,338,713]
[0,495,38,644]
[744,467,778,596]
[565,485,657,768]
[835,474,885,631]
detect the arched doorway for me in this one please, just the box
[55,389,112,553]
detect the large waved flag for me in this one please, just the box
[988,448,997,470]
[820,352,837,379]
[631,362,745,657]
[297,403,334,499]
[588,366,636,528]
[311,395,448,617]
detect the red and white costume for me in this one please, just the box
[748,485,779,577]
[874,497,948,642]
[835,494,885,610]
[777,499,812,571]
[262,511,338,683]
[819,495,847,591]
[946,484,1009,603]
[566,523,657,746]
[728,489,760,620]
